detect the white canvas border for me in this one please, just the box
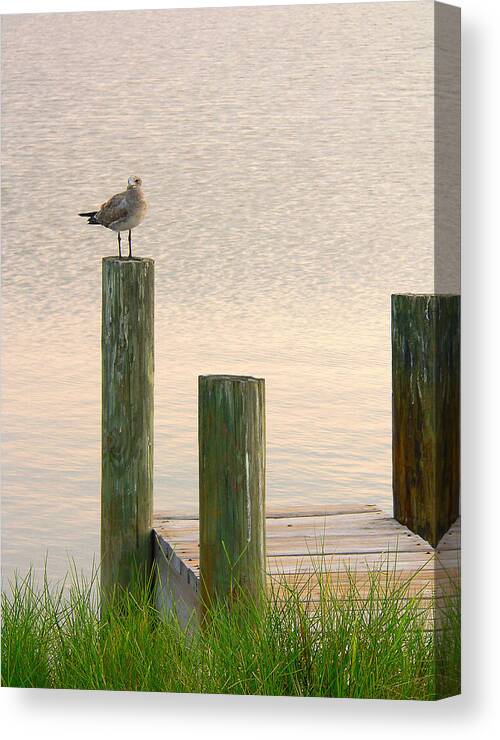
[1,0,499,737]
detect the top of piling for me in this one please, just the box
[199,374,264,383]
[103,256,154,265]
[391,293,460,298]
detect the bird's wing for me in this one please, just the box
[96,190,129,227]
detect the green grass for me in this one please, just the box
[1,563,460,699]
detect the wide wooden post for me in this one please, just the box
[199,375,266,616]
[101,257,154,597]
[392,294,460,547]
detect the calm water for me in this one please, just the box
[1,5,435,584]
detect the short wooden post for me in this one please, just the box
[392,294,460,547]
[199,375,266,616]
[101,257,154,597]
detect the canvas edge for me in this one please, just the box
[433,0,461,701]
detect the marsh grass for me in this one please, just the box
[1,561,460,699]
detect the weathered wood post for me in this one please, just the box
[392,294,460,547]
[101,257,154,598]
[199,375,266,618]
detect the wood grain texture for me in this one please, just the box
[153,506,460,630]
[392,294,460,547]
[101,257,154,596]
[154,532,199,629]
[198,375,266,614]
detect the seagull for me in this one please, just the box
[79,176,148,259]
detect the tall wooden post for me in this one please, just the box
[392,294,460,547]
[101,257,154,597]
[199,375,266,617]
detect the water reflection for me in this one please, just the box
[2,5,435,583]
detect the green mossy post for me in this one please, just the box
[199,375,266,618]
[392,294,460,547]
[101,257,154,598]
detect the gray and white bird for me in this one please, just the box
[79,176,148,259]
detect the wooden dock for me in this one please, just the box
[98,268,461,638]
[153,503,460,627]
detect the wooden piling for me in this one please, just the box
[101,257,154,597]
[392,294,460,547]
[199,375,266,616]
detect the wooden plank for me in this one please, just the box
[436,518,461,550]
[158,518,409,537]
[156,551,448,578]
[154,533,199,629]
[268,572,459,602]
[157,549,458,577]
[155,526,456,552]
[153,511,460,624]
[154,524,459,567]
[157,530,432,548]
[156,513,393,531]
[154,511,459,547]
[267,556,439,572]
[268,567,460,587]
[155,518,427,541]
[164,536,433,554]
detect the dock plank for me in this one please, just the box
[153,505,460,627]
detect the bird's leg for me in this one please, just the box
[117,232,122,259]
[128,230,133,259]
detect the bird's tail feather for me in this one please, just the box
[79,211,99,224]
